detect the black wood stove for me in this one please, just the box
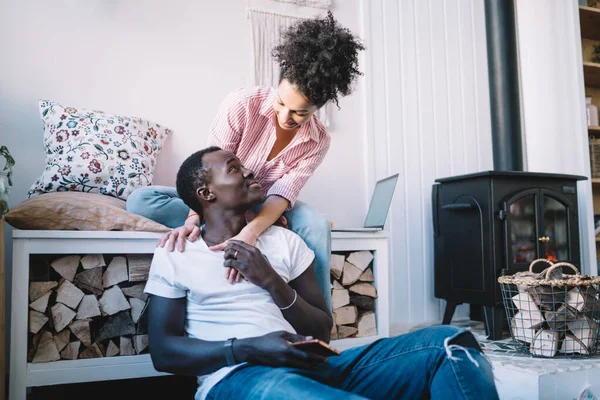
[432,171,586,339]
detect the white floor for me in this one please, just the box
[410,319,600,400]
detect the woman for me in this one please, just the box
[126,12,364,310]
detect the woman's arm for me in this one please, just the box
[242,195,289,242]
[207,195,287,249]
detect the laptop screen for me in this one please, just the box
[364,174,399,228]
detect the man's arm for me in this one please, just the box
[222,241,333,342]
[285,264,333,341]
[148,295,231,376]
[148,295,326,376]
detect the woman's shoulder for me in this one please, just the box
[305,114,331,147]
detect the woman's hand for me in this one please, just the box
[157,223,201,252]
[209,228,258,284]
[234,331,326,369]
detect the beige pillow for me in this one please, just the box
[5,192,170,232]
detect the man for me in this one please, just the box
[144,147,500,400]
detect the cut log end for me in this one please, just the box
[330,254,345,280]
[127,255,152,282]
[29,281,58,302]
[120,336,135,356]
[357,312,377,338]
[81,254,106,270]
[99,286,131,316]
[60,341,81,360]
[51,255,81,281]
[333,305,358,325]
[331,289,350,310]
[341,262,362,286]
[69,320,92,347]
[51,303,76,333]
[79,343,104,359]
[29,310,49,334]
[32,339,60,363]
[346,251,374,272]
[348,283,378,299]
[337,325,358,339]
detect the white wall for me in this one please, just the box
[0,0,365,365]
[514,0,597,275]
[0,0,366,225]
[362,0,494,332]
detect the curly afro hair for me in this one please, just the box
[272,11,365,108]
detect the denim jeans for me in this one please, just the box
[206,326,499,400]
[126,186,332,310]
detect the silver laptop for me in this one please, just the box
[332,173,399,232]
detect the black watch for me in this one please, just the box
[224,337,237,366]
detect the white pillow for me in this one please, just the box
[28,100,171,200]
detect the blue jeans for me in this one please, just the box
[126,186,332,311]
[207,326,499,400]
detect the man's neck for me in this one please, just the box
[202,210,247,247]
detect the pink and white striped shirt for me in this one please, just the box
[207,86,331,210]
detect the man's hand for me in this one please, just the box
[235,331,326,369]
[157,223,201,252]
[221,239,279,289]
[209,228,258,284]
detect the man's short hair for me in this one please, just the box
[176,146,221,214]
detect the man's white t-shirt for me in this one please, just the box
[144,226,315,400]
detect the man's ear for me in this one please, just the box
[197,184,216,202]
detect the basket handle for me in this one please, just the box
[529,258,554,273]
[543,262,580,280]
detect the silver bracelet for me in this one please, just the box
[279,289,298,310]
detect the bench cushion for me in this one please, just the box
[6,192,170,232]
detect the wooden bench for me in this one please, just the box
[9,230,390,400]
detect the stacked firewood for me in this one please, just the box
[329,251,377,340]
[503,267,600,357]
[28,254,151,363]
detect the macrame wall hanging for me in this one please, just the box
[247,0,333,127]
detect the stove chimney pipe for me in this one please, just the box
[484,0,523,171]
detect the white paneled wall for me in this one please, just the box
[515,0,597,275]
[361,0,493,332]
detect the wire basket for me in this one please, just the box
[498,259,600,358]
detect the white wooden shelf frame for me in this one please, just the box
[9,230,390,400]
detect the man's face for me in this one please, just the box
[200,150,264,210]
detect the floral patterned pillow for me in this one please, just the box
[28,100,171,200]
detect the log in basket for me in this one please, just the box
[498,259,600,357]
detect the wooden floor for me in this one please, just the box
[28,375,197,400]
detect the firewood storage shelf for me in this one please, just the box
[9,230,390,400]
